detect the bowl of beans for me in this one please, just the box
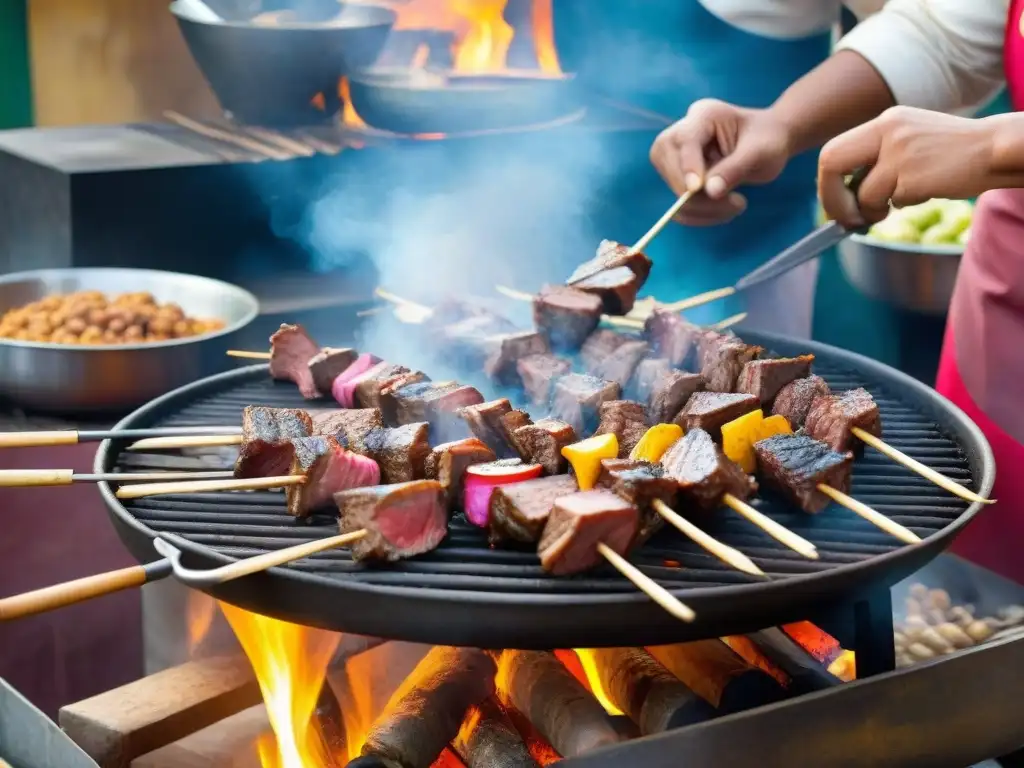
[0,268,258,413]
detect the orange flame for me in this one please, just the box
[450,0,514,73]
[220,602,340,768]
[186,591,216,656]
[721,636,790,687]
[569,650,623,716]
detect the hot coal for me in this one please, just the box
[285,436,379,517]
[538,490,639,575]
[736,355,815,405]
[550,373,621,435]
[532,285,602,351]
[512,418,577,475]
[307,346,357,397]
[597,459,677,544]
[483,331,549,386]
[771,375,831,429]
[594,400,648,458]
[573,265,641,315]
[234,406,312,479]
[268,323,321,399]
[675,392,759,442]
[489,474,579,544]
[453,696,539,768]
[425,438,497,511]
[644,310,701,369]
[804,387,882,454]
[567,239,652,286]
[648,370,704,425]
[310,408,384,455]
[754,433,854,514]
[459,398,517,458]
[336,480,447,563]
[661,428,757,511]
[701,339,763,393]
[364,423,431,484]
[517,353,573,406]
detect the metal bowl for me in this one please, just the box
[0,269,258,414]
[837,234,964,316]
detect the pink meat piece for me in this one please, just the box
[331,354,385,407]
[268,324,321,399]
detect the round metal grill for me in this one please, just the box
[96,330,994,648]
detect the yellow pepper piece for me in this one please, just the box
[721,409,764,473]
[561,433,619,491]
[757,414,794,441]
[629,423,684,463]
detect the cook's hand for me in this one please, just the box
[818,106,999,228]
[650,99,794,226]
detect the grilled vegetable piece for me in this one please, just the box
[597,458,677,545]
[363,422,431,484]
[424,438,497,511]
[630,424,684,463]
[757,415,793,441]
[307,346,357,397]
[483,331,549,386]
[488,474,579,543]
[335,480,447,562]
[310,408,383,456]
[567,239,653,286]
[771,375,831,429]
[330,353,381,407]
[720,409,765,473]
[661,428,757,511]
[701,339,763,393]
[675,392,759,442]
[532,285,603,351]
[736,355,815,405]
[644,310,701,369]
[574,266,641,315]
[517,353,573,406]
[595,400,648,458]
[285,436,380,517]
[754,433,854,513]
[562,433,619,491]
[803,387,882,454]
[268,323,321,399]
[512,418,577,475]
[235,406,312,479]
[550,373,621,435]
[464,460,544,528]
[538,491,639,575]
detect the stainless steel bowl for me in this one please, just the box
[0,268,258,414]
[837,234,964,316]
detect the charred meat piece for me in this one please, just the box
[336,480,447,563]
[574,266,641,315]
[533,285,603,351]
[701,339,763,393]
[517,353,573,406]
[285,436,380,517]
[460,398,517,458]
[387,380,485,441]
[513,418,577,475]
[627,357,671,403]
[754,433,853,514]
[489,474,579,544]
[499,409,534,460]
[307,347,357,397]
[592,340,650,389]
[772,375,831,429]
[736,355,815,405]
[453,696,539,768]
[361,647,496,768]
[268,323,321,399]
[804,387,882,454]
[424,438,497,511]
[353,363,417,409]
[696,329,738,369]
[363,422,431,484]
[661,428,757,511]
[644,310,702,369]
[648,370,703,425]
[483,331,549,386]
[550,373,621,435]
[568,239,653,286]
[309,408,383,455]
[538,490,639,575]
[234,406,312,479]
[439,314,518,369]
[580,329,628,373]
[675,391,759,442]
[595,400,648,458]
[598,458,677,544]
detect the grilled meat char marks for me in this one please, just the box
[489,474,579,544]
[533,285,603,351]
[309,408,383,456]
[307,346,357,397]
[512,419,577,475]
[644,310,702,369]
[517,353,572,406]
[649,370,703,425]
[804,387,882,455]
[736,355,815,405]
[754,433,853,514]
[285,435,380,518]
[550,373,621,435]
[573,266,641,315]
[268,323,321,399]
[568,239,653,286]
[336,480,447,563]
[235,406,312,479]
[459,398,519,458]
[538,490,639,575]
[701,338,763,393]
[661,428,757,512]
[483,331,549,386]
[676,391,759,443]
[364,422,431,484]
[500,409,534,460]
[425,438,497,511]
[772,375,831,429]
[597,458,677,545]
[388,381,484,442]
[353,363,417,409]
[595,400,648,458]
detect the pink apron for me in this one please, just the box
[936,0,1024,582]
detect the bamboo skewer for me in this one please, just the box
[651,499,765,576]
[660,286,738,314]
[720,494,819,560]
[0,469,234,487]
[815,484,921,544]
[630,188,699,255]
[227,350,271,360]
[0,426,241,449]
[116,475,304,500]
[596,543,696,622]
[127,434,243,451]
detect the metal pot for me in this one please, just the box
[0,268,258,414]
[837,235,963,316]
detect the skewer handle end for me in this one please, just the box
[0,469,74,487]
[0,430,79,448]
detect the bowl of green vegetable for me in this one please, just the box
[837,198,973,315]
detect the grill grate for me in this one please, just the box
[98,330,993,647]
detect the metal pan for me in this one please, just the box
[346,67,584,135]
[171,0,396,126]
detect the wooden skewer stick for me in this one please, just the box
[493,285,648,330]
[661,286,737,314]
[116,475,304,500]
[630,188,699,255]
[720,494,819,560]
[596,543,696,622]
[712,312,748,331]
[815,484,921,544]
[0,469,235,487]
[651,499,765,576]
[850,427,994,505]
[0,426,241,449]
[127,434,244,451]
[227,350,271,360]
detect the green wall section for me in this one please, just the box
[0,0,32,128]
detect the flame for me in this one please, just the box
[827,650,857,682]
[220,602,340,768]
[337,647,379,761]
[450,0,514,73]
[529,0,560,75]
[569,650,623,716]
[186,591,216,656]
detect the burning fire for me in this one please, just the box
[220,602,341,768]
[569,650,623,716]
[186,591,217,656]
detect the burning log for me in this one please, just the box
[453,696,539,768]
[359,646,497,768]
[496,650,622,758]
[586,647,717,734]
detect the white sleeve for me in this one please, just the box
[697,0,844,39]
[835,0,1008,112]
